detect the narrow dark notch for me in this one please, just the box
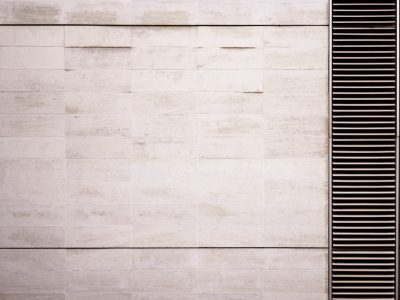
[330,0,398,299]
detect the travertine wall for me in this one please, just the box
[0,0,328,25]
[0,1,328,299]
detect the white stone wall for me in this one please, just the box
[0,1,329,299]
[0,0,328,25]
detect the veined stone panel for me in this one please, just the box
[0,248,327,299]
[0,25,328,248]
[0,0,330,296]
[0,0,328,25]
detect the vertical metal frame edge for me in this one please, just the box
[328,0,333,299]
[396,1,399,299]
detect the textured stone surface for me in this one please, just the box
[0,18,328,298]
[0,0,328,25]
[0,25,328,248]
[0,249,327,298]
[65,26,131,48]
[0,26,64,46]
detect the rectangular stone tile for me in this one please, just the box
[133,71,265,92]
[64,0,131,24]
[0,294,65,300]
[263,93,328,117]
[131,160,196,204]
[132,114,195,137]
[132,203,196,226]
[197,159,263,189]
[131,1,197,25]
[131,160,196,185]
[197,270,263,292]
[197,162,263,204]
[263,0,329,25]
[66,114,131,137]
[67,137,131,158]
[0,159,65,204]
[131,27,196,47]
[67,270,131,293]
[264,158,327,204]
[197,114,263,136]
[0,2,62,24]
[132,137,196,160]
[197,0,264,25]
[0,137,65,158]
[0,47,64,69]
[66,226,131,247]
[65,48,132,70]
[131,293,193,300]
[0,249,65,293]
[0,249,64,270]
[199,136,263,159]
[67,204,131,226]
[264,202,327,246]
[65,26,131,47]
[264,249,327,271]
[264,70,327,93]
[0,70,64,91]
[67,249,132,271]
[264,47,328,70]
[263,26,328,70]
[263,26,328,49]
[0,226,65,247]
[264,135,327,159]
[262,293,328,300]
[132,181,195,205]
[132,249,198,270]
[197,70,263,92]
[132,224,197,247]
[263,270,327,293]
[264,159,328,247]
[197,26,262,47]
[131,270,196,292]
[198,294,262,300]
[0,92,64,114]
[198,201,263,226]
[263,91,328,159]
[131,92,195,114]
[67,293,130,300]
[66,181,131,205]
[65,92,131,114]
[263,158,327,247]
[263,114,327,137]
[0,204,65,226]
[197,48,263,69]
[0,26,63,46]
[196,92,263,114]
[67,159,130,182]
[264,224,327,248]
[198,249,265,270]
[0,114,64,137]
[131,47,196,69]
[198,225,264,247]
[65,70,131,92]
[131,70,194,92]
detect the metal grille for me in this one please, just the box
[330,0,398,299]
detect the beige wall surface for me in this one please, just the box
[0,0,328,25]
[0,0,329,299]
